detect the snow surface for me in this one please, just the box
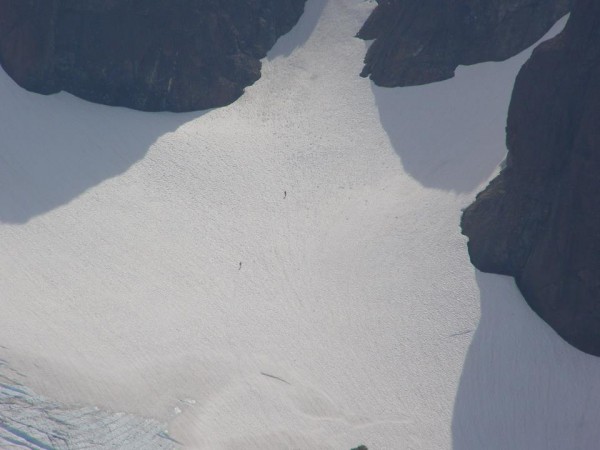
[0,364,176,450]
[0,1,597,449]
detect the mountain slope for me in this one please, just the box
[1,1,600,449]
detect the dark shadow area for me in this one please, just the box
[452,271,600,449]
[0,0,322,224]
[267,0,326,60]
[370,56,527,193]
[0,69,204,224]
[370,16,568,193]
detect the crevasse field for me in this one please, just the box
[1,1,599,449]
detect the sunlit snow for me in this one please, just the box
[0,1,597,449]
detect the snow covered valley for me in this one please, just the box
[1,1,600,448]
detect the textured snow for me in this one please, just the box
[0,1,597,449]
[0,364,177,450]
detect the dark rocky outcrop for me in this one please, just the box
[357,0,570,87]
[462,0,600,355]
[0,0,306,111]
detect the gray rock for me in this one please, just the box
[462,0,600,356]
[357,0,570,87]
[0,0,306,112]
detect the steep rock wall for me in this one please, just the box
[462,0,600,355]
[0,0,306,111]
[358,0,569,86]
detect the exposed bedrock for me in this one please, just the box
[357,0,570,86]
[462,0,600,355]
[0,0,306,112]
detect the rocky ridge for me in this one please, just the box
[0,0,306,112]
[462,0,600,355]
[357,0,570,86]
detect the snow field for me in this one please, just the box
[1,1,598,449]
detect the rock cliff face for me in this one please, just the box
[0,0,306,111]
[357,0,570,86]
[462,0,600,355]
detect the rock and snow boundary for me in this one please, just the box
[1,1,600,449]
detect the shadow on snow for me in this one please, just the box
[452,271,600,449]
[0,68,202,224]
[267,0,327,60]
[370,58,519,193]
[0,0,324,224]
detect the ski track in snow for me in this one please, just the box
[1,1,599,449]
